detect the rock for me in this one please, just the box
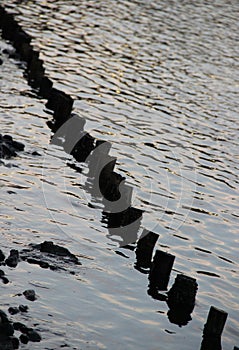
[8,307,19,316]
[0,310,9,323]
[0,339,14,350]
[27,329,41,342]
[38,241,79,264]
[0,134,24,159]
[0,249,5,262]
[13,322,26,332]
[18,305,28,313]
[23,289,36,301]
[31,151,41,156]
[20,240,81,273]
[0,311,14,340]
[5,250,19,268]
[39,261,49,268]
[1,276,10,284]
[9,336,19,349]
[19,334,29,344]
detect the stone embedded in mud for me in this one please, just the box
[0,311,14,347]
[18,305,28,313]
[8,307,19,316]
[13,322,28,334]
[38,241,79,264]
[19,334,29,344]
[0,269,9,284]
[5,250,19,268]
[0,134,25,160]
[9,336,19,349]
[0,249,5,262]
[27,329,41,342]
[23,289,36,301]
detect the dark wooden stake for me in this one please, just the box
[135,230,159,270]
[149,250,175,290]
[203,306,228,337]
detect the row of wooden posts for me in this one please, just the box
[0,5,237,349]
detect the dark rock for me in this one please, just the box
[31,151,41,156]
[38,241,79,264]
[9,336,19,349]
[0,57,3,65]
[20,241,80,273]
[13,322,27,333]
[23,289,36,301]
[26,257,41,265]
[0,310,9,323]
[39,261,49,269]
[8,307,19,315]
[0,339,14,350]
[19,334,29,344]
[0,134,24,160]
[0,322,14,338]
[18,305,28,313]
[0,250,5,261]
[5,250,19,268]
[0,269,5,276]
[1,276,10,284]
[27,330,41,342]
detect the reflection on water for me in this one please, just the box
[1,0,239,349]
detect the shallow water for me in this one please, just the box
[1,1,239,349]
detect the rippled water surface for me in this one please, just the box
[1,1,239,349]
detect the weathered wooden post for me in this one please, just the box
[203,306,228,337]
[46,88,74,131]
[200,306,228,350]
[148,250,175,291]
[167,274,198,326]
[135,230,159,271]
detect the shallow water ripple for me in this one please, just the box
[1,1,239,349]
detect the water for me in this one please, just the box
[1,0,239,349]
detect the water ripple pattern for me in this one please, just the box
[1,1,239,349]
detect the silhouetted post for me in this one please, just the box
[203,306,228,337]
[46,89,74,131]
[135,230,159,271]
[200,306,228,350]
[149,250,175,290]
[167,274,198,326]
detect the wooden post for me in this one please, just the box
[167,274,198,311]
[166,274,198,326]
[149,250,175,290]
[45,88,73,130]
[200,306,228,350]
[203,306,228,337]
[135,230,159,270]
